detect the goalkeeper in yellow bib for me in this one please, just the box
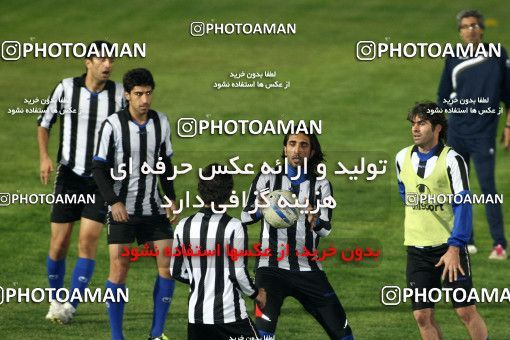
[396,102,488,339]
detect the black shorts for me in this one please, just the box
[188,318,259,340]
[406,244,475,310]
[255,267,352,339]
[50,164,106,223]
[107,214,173,245]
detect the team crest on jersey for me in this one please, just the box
[416,184,430,194]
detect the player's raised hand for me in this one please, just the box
[111,202,129,222]
[256,288,267,309]
[435,246,465,283]
[39,156,54,185]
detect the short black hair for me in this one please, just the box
[281,133,325,176]
[407,101,448,141]
[123,68,155,93]
[86,40,113,60]
[198,163,234,205]
[457,9,485,30]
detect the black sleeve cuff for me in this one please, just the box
[249,286,259,299]
[173,276,190,285]
[314,219,324,232]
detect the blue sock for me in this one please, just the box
[259,330,275,340]
[70,257,95,308]
[150,276,175,337]
[47,256,65,300]
[341,336,354,340]
[106,280,125,340]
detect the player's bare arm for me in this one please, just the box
[306,203,318,230]
[37,126,54,185]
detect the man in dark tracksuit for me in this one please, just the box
[437,9,510,259]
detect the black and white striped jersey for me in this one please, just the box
[170,208,257,324]
[94,109,173,216]
[241,172,333,272]
[37,74,124,177]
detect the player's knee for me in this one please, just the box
[50,237,71,258]
[78,235,99,257]
[109,259,129,282]
[413,310,433,328]
[455,306,476,324]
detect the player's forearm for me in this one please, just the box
[314,218,331,237]
[397,181,406,203]
[230,235,257,296]
[242,175,264,224]
[160,156,176,200]
[241,192,263,224]
[92,160,120,205]
[37,126,51,160]
[448,192,472,247]
[170,263,190,284]
[173,275,190,285]
[233,268,257,297]
[241,210,261,224]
